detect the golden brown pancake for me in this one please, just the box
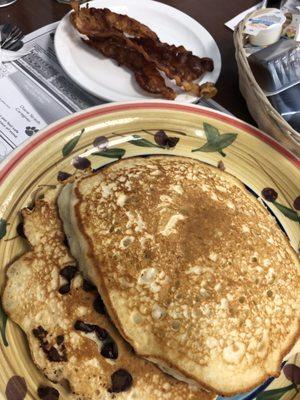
[58,156,300,396]
[2,187,215,400]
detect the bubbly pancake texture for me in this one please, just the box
[59,156,300,396]
[2,188,215,400]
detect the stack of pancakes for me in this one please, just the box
[3,156,300,399]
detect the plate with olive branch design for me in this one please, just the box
[0,100,299,400]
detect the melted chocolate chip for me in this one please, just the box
[58,283,70,295]
[56,335,64,345]
[33,326,67,362]
[32,326,48,340]
[38,386,60,400]
[74,320,95,333]
[57,171,72,182]
[108,369,133,393]
[59,266,77,281]
[101,339,118,360]
[93,295,106,315]
[47,346,65,362]
[82,279,97,292]
[94,326,108,341]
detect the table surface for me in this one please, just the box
[1,0,258,124]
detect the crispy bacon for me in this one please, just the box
[130,37,214,96]
[132,38,213,82]
[84,37,176,100]
[71,1,158,39]
[70,1,216,99]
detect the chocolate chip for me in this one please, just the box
[108,369,133,393]
[93,295,106,314]
[101,339,118,360]
[94,326,108,341]
[32,326,48,340]
[82,279,97,292]
[33,326,66,362]
[56,335,64,345]
[58,283,70,295]
[59,266,77,281]
[47,347,62,362]
[57,171,72,182]
[74,320,95,333]
[38,386,60,400]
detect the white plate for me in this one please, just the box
[54,0,221,103]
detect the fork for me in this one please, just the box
[0,24,24,50]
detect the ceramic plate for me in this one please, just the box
[54,0,221,103]
[0,101,299,400]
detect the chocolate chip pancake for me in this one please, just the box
[58,156,300,396]
[2,187,215,400]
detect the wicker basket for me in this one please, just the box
[234,11,300,156]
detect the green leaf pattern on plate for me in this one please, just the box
[128,135,163,149]
[261,188,300,223]
[0,299,8,346]
[273,202,300,222]
[256,383,297,400]
[62,128,85,157]
[92,148,126,160]
[0,219,7,240]
[192,123,237,157]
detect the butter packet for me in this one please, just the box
[244,9,285,36]
[244,8,286,46]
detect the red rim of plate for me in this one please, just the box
[0,101,299,185]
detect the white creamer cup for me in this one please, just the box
[247,8,286,47]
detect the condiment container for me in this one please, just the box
[244,8,286,46]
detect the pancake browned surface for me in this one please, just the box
[58,156,300,396]
[2,188,215,400]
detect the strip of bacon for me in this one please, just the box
[71,1,158,39]
[132,38,213,84]
[84,37,176,100]
[71,1,217,98]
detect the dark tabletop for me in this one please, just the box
[0,0,258,124]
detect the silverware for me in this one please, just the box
[0,24,24,50]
